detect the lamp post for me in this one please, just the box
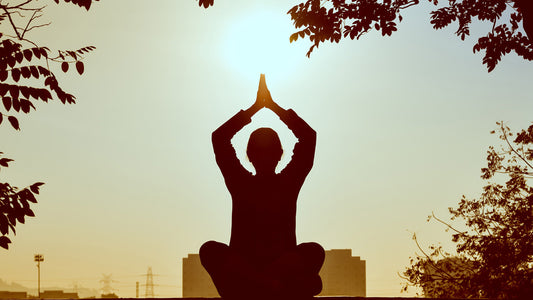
[34,254,44,298]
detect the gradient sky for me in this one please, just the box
[1,0,532,298]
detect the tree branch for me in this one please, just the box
[1,6,22,39]
[432,211,464,234]
[412,233,458,281]
[4,0,34,10]
[0,1,48,41]
[500,122,533,171]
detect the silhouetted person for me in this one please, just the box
[200,75,324,300]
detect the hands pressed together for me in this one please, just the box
[248,74,283,115]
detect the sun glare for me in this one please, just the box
[222,10,307,86]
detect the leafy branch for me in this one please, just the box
[403,122,533,298]
[0,0,99,250]
[0,1,98,131]
[0,152,44,249]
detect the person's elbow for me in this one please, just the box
[308,127,317,144]
[212,129,223,145]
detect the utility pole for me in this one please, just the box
[34,254,44,298]
[135,282,139,298]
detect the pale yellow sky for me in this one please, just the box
[1,0,532,298]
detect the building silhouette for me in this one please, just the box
[318,249,366,296]
[40,290,79,299]
[0,291,27,299]
[182,254,219,297]
[182,249,365,297]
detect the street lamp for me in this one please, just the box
[34,254,44,298]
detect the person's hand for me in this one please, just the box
[253,93,264,110]
[257,74,275,109]
[263,87,274,109]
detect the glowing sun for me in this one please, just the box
[222,10,307,85]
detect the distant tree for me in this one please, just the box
[0,0,99,250]
[402,122,533,298]
[198,0,533,72]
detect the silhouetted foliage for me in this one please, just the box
[199,0,533,72]
[0,0,99,250]
[402,122,533,298]
[198,0,214,9]
[288,0,533,72]
[0,152,44,250]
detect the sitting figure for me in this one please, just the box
[200,75,324,300]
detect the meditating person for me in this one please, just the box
[200,75,324,299]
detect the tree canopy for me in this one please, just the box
[0,0,99,250]
[402,122,533,298]
[198,0,533,72]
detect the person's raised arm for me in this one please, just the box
[261,77,316,177]
[212,79,265,181]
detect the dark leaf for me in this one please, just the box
[30,66,39,79]
[0,84,7,96]
[290,33,299,43]
[40,48,48,58]
[23,49,32,61]
[199,0,214,9]
[0,70,8,82]
[22,189,37,203]
[38,66,50,76]
[12,98,20,112]
[9,85,19,99]
[16,212,25,224]
[28,88,40,100]
[61,61,69,73]
[20,99,30,113]
[2,96,11,111]
[76,61,84,75]
[37,89,52,102]
[20,86,30,98]
[0,214,8,235]
[0,236,11,250]
[15,52,23,63]
[8,116,19,130]
[44,76,52,87]
[7,56,15,68]
[11,68,20,82]
[30,182,44,194]
[83,0,92,10]
[24,208,35,217]
[32,48,41,59]
[67,51,77,60]
[0,158,13,167]
[0,113,2,125]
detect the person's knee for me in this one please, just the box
[200,240,228,271]
[297,242,325,273]
[298,242,324,262]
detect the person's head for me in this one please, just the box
[246,127,283,174]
